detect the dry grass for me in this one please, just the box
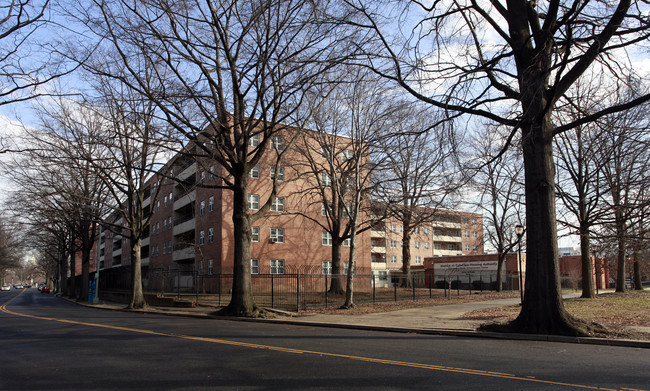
[462,290,650,340]
[303,291,519,315]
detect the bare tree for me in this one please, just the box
[76,0,353,316]
[375,104,462,287]
[345,0,650,335]
[293,69,383,302]
[0,216,24,284]
[598,96,650,293]
[84,69,174,309]
[469,126,525,291]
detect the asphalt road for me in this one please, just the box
[1,289,648,390]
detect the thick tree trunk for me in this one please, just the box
[495,252,505,292]
[633,261,643,290]
[510,119,588,335]
[401,229,412,288]
[579,228,595,298]
[615,222,627,293]
[128,238,147,309]
[221,180,257,316]
[329,242,344,294]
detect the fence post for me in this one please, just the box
[271,273,275,309]
[296,273,300,313]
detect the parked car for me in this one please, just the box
[1,284,10,291]
[40,286,51,294]
[14,284,23,289]
[38,284,46,291]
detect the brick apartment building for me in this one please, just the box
[94,128,483,288]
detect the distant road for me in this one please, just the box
[1,289,648,391]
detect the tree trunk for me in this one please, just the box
[633,261,643,291]
[495,252,505,292]
[221,179,257,316]
[329,241,344,294]
[511,118,587,335]
[128,238,147,309]
[401,229,412,288]
[342,231,357,308]
[615,225,626,293]
[68,240,76,298]
[579,227,595,298]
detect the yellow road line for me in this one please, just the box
[0,291,640,391]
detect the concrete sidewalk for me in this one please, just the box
[73,294,649,349]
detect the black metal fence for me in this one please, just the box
[93,267,514,312]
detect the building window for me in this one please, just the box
[434,243,442,250]
[200,171,206,184]
[208,259,213,275]
[252,226,259,242]
[208,228,214,243]
[251,259,259,274]
[270,166,284,181]
[424,242,430,249]
[270,197,284,212]
[341,149,354,161]
[448,244,455,250]
[465,231,470,238]
[209,166,214,180]
[208,196,214,212]
[199,230,205,245]
[390,255,397,263]
[249,165,260,179]
[169,192,173,205]
[343,238,351,247]
[390,224,395,232]
[270,259,284,274]
[415,256,421,264]
[199,261,204,275]
[322,261,332,275]
[200,201,205,215]
[473,245,479,252]
[163,219,166,229]
[390,240,396,248]
[378,271,388,281]
[472,218,477,224]
[248,194,260,210]
[249,133,260,147]
[270,228,284,243]
[400,225,403,233]
[465,244,470,251]
[270,136,285,151]
[321,173,332,187]
[414,241,420,249]
[424,227,429,235]
[415,227,420,234]
[322,231,332,246]
[344,261,354,275]
[473,231,478,238]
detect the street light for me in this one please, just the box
[515,224,525,304]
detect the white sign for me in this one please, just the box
[433,261,501,280]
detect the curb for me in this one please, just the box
[63,297,650,349]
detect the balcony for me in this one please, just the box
[370,230,386,238]
[174,189,196,209]
[176,161,197,180]
[173,215,195,236]
[432,235,462,243]
[173,245,195,262]
[371,245,387,254]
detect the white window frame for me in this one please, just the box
[270,166,284,181]
[322,231,333,246]
[199,230,205,245]
[270,136,285,151]
[208,196,214,212]
[249,165,260,179]
[390,240,396,248]
[200,201,205,215]
[270,228,284,243]
[251,259,259,274]
[321,173,332,187]
[249,133,260,147]
[322,261,332,275]
[248,194,260,210]
[270,259,285,274]
[208,228,214,243]
[251,226,260,242]
[270,197,284,212]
